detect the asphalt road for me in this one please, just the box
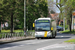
[0,32,75,50]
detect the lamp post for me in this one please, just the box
[24,0,26,36]
[72,11,75,31]
[63,18,65,31]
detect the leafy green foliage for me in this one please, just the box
[26,0,48,30]
[63,0,75,31]
[0,0,48,31]
[56,0,75,31]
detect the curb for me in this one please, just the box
[0,37,35,45]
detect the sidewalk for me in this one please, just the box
[0,36,35,44]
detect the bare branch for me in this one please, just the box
[56,5,60,8]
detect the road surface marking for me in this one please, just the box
[19,45,24,46]
[61,36,64,37]
[36,43,75,50]
[0,45,25,50]
[0,39,55,50]
[26,40,51,44]
[1,47,10,50]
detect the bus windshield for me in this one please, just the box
[35,22,50,31]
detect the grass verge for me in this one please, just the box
[1,30,23,33]
[60,30,75,44]
[64,39,75,44]
[1,30,35,33]
[60,30,75,34]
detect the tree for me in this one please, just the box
[0,0,48,31]
[26,0,48,30]
[0,0,6,32]
[56,0,75,31]
[1,0,17,33]
[63,0,75,31]
[0,0,21,33]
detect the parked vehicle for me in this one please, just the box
[57,26,63,31]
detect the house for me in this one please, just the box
[47,10,59,25]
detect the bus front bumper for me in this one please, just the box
[35,35,51,38]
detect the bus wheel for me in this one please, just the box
[48,37,51,39]
[37,37,39,39]
[41,37,43,39]
[53,36,55,38]
[55,31,57,36]
[53,32,56,38]
[51,32,53,38]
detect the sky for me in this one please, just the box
[48,0,60,13]
[35,0,60,13]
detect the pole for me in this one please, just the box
[63,18,65,31]
[72,16,73,30]
[24,0,26,36]
[74,16,75,31]
[73,17,74,32]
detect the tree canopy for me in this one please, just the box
[56,0,75,31]
[0,0,48,32]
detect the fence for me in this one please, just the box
[0,31,35,39]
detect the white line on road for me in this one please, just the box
[36,43,75,50]
[0,47,10,50]
[26,40,52,44]
[61,36,64,37]
[0,45,24,50]
[0,39,54,50]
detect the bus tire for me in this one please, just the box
[53,31,56,38]
[37,37,39,39]
[53,36,55,38]
[51,32,53,38]
[55,31,57,36]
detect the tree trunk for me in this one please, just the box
[0,21,1,32]
[47,9,52,18]
[70,24,71,32]
[69,14,72,32]
[10,12,13,33]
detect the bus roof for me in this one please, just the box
[38,18,51,20]
[34,18,52,22]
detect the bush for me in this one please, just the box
[65,25,68,30]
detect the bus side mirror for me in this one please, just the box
[33,23,35,27]
[51,27,53,31]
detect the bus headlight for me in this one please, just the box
[48,32,51,35]
[35,33,38,35]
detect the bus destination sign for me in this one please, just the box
[36,20,50,23]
